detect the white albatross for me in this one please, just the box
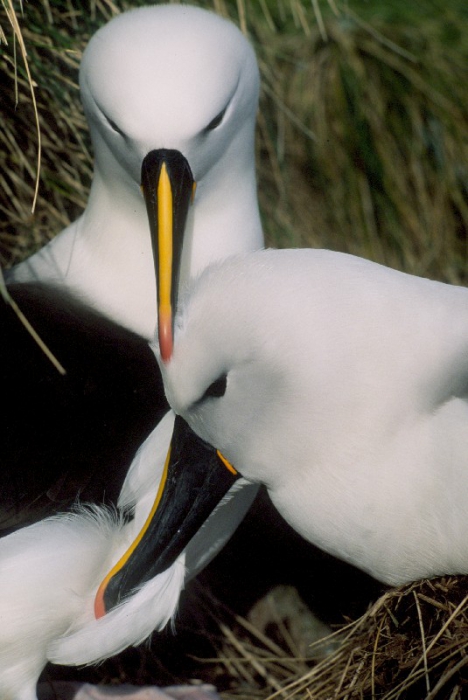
[8,3,262,341]
[140,248,468,588]
[2,4,262,698]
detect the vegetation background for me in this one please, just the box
[1,1,468,698]
[2,0,467,281]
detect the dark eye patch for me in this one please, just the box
[202,374,227,400]
[105,114,125,137]
[204,107,227,133]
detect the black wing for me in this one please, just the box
[1,283,168,535]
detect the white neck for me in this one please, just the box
[10,161,263,340]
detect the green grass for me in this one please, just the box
[1,0,467,282]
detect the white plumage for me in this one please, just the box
[8,4,262,339]
[2,4,262,698]
[1,401,258,700]
[160,248,468,587]
[47,414,255,668]
[0,511,185,700]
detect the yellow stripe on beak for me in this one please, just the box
[94,445,172,619]
[141,149,195,364]
[158,163,174,363]
[217,450,237,475]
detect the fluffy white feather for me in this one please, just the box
[0,508,180,698]
[48,550,185,666]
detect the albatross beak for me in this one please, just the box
[95,415,239,617]
[141,149,195,362]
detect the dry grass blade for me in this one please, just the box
[201,578,468,698]
[273,577,468,699]
[220,622,286,695]
[2,0,467,285]
[413,589,431,695]
[0,266,66,373]
[1,0,41,212]
[252,2,468,283]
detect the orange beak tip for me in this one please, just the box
[159,314,173,363]
[94,585,106,620]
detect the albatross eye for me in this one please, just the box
[204,107,227,133]
[105,115,125,137]
[202,374,227,400]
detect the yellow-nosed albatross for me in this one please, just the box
[127,248,468,592]
[8,4,262,342]
[2,4,262,698]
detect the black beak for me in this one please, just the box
[95,415,239,617]
[141,149,195,362]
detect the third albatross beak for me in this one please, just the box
[142,149,195,362]
[95,415,239,616]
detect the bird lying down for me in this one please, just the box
[1,405,248,700]
[116,248,468,593]
[0,282,254,700]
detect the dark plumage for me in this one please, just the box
[1,283,167,535]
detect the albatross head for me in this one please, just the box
[80,5,260,186]
[96,248,468,607]
[79,6,262,347]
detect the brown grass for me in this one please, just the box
[253,10,468,283]
[201,577,468,699]
[2,1,467,280]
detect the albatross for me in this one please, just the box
[128,248,468,590]
[2,4,262,698]
[8,4,262,341]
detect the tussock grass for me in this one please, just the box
[0,0,332,265]
[1,0,94,264]
[2,1,467,280]
[136,577,468,699]
[251,5,468,283]
[261,576,468,700]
